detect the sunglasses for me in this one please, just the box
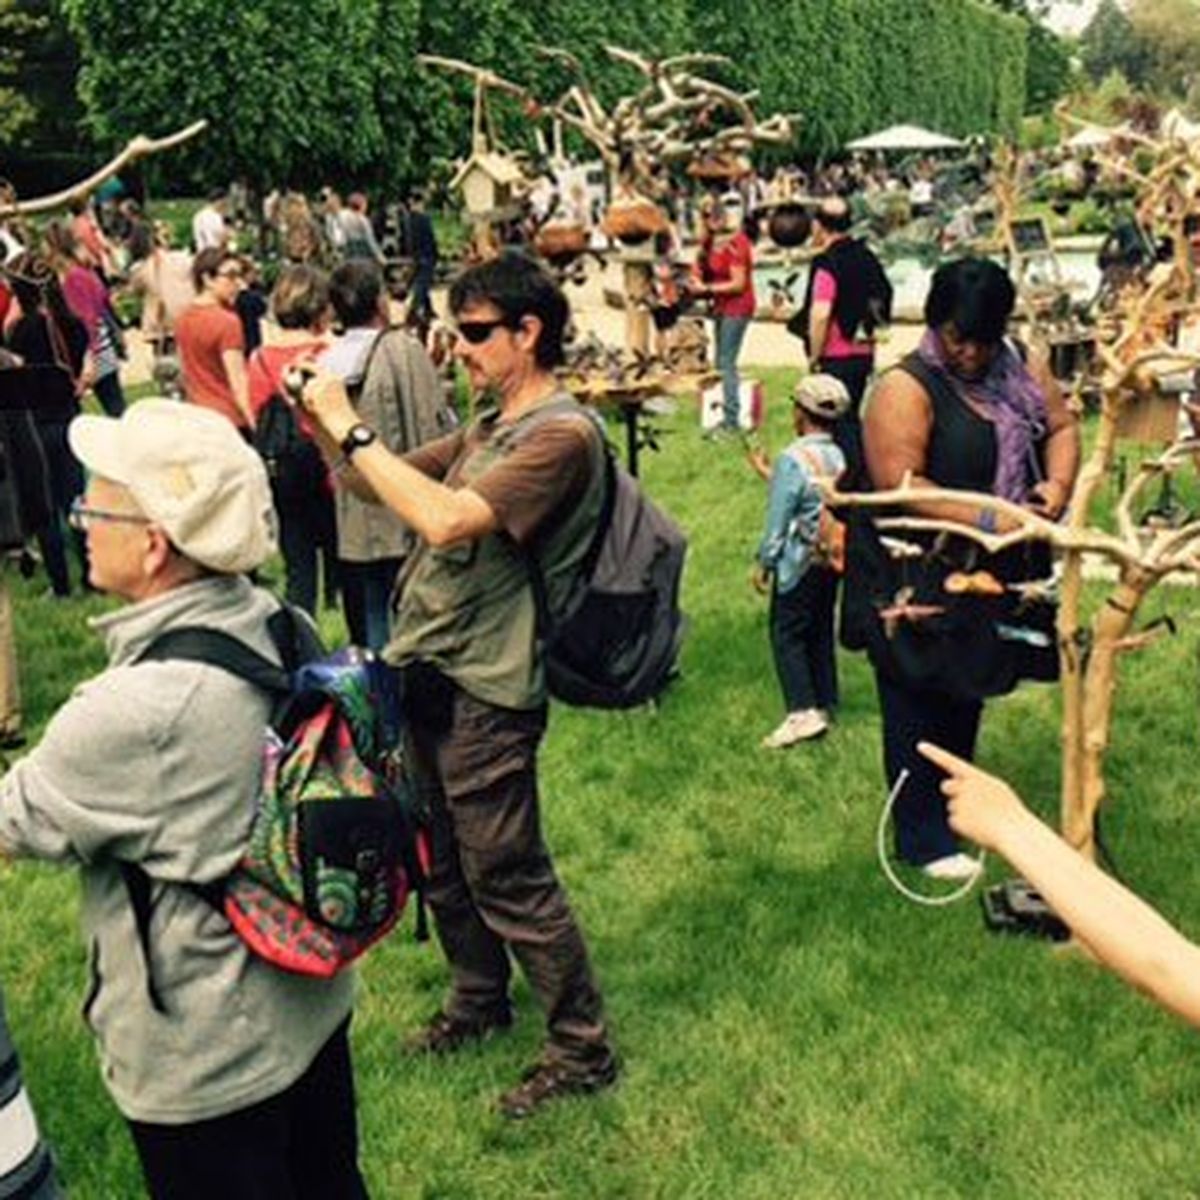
[454,318,517,345]
[68,498,152,532]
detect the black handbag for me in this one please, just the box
[839,508,1058,699]
[0,368,54,549]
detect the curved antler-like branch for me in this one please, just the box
[827,479,1138,567]
[1,120,208,217]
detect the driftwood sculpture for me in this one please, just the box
[420,48,795,201]
[0,120,208,218]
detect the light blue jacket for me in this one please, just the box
[756,432,845,593]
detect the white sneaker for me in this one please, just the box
[761,709,829,749]
[921,853,983,882]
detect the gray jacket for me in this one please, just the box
[0,576,353,1124]
[320,326,451,563]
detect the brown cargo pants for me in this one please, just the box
[406,680,612,1069]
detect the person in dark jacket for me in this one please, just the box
[798,197,892,483]
[3,254,89,597]
[405,191,439,331]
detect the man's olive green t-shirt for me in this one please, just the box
[386,396,603,709]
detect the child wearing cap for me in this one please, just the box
[748,374,849,748]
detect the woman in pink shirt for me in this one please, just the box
[45,221,126,417]
[691,196,756,433]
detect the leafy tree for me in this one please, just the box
[59,0,389,190]
[57,0,1028,192]
[985,0,1072,113]
[1129,0,1200,101]
[0,0,44,149]
[1079,0,1151,88]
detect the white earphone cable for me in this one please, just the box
[877,767,986,907]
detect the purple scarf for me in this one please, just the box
[918,329,1047,503]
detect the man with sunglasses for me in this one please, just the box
[300,250,618,1118]
[175,248,254,434]
[0,402,367,1197]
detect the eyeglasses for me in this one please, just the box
[68,498,152,531]
[454,318,515,345]
[216,267,244,280]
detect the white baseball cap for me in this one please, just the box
[69,400,277,574]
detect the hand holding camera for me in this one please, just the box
[283,363,359,444]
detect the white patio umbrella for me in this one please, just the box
[1162,107,1200,144]
[1065,124,1119,150]
[845,124,965,152]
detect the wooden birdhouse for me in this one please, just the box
[450,151,525,219]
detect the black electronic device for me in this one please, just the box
[981,878,1070,942]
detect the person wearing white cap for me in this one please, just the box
[748,374,849,748]
[0,401,366,1198]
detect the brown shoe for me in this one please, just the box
[498,1056,619,1119]
[404,1007,513,1056]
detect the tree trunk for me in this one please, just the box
[1059,400,1121,847]
[1067,573,1148,858]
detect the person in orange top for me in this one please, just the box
[175,248,253,432]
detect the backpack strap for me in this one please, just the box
[499,400,615,643]
[136,627,292,693]
[120,606,314,1013]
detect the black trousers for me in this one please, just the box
[818,355,874,489]
[128,1021,368,1200]
[275,486,338,617]
[875,672,983,866]
[769,567,838,712]
[34,419,86,597]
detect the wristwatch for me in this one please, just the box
[339,423,378,459]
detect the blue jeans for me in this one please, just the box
[340,557,402,651]
[714,316,751,428]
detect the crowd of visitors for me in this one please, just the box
[4,151,1200,1196]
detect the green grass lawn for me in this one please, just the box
[5,371,1200,1197]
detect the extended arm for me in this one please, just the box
[302,371,497,547]
[808,301,832,362]
[807,268,836,362]
[919,742,1200,1028]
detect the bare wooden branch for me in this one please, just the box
[1,120,209,217]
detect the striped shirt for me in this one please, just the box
[0,992,58,1199]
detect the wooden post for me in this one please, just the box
[623,260,652,358]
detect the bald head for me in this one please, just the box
[816,196,852,234]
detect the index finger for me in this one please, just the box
[916,741,978,779]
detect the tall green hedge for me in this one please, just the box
[60,0,1025,193]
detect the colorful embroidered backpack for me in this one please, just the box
[124,609,427,1008]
